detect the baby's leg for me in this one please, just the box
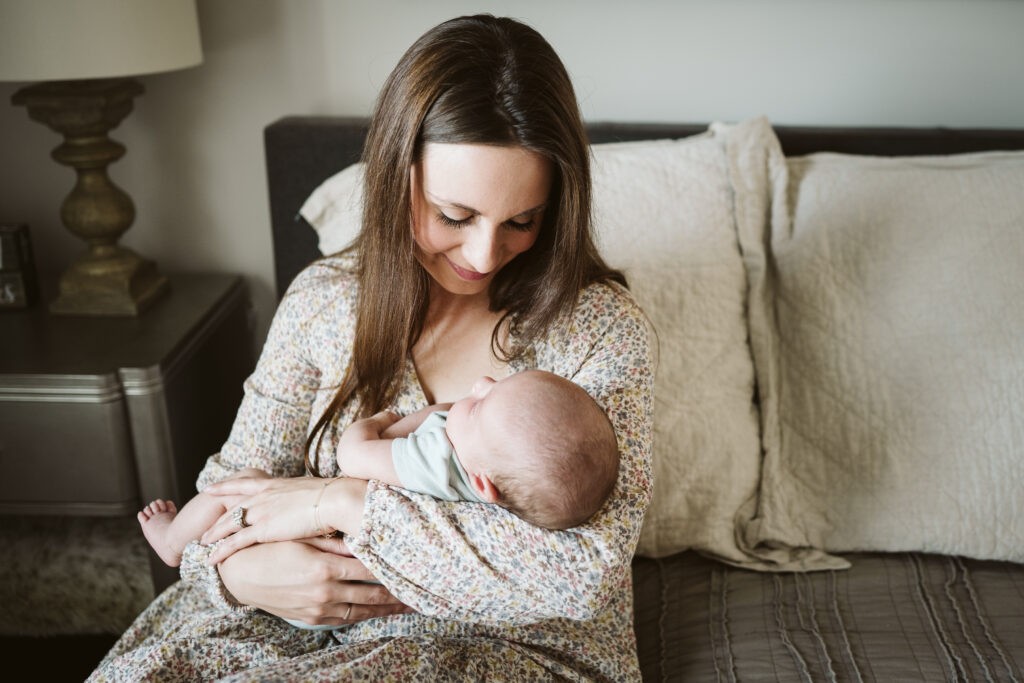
[138,492,230,568]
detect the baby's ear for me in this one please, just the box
[469,472,500,503]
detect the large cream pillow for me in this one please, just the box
[741,151,1024,564]
[300,119,779,563]
[591,119,774,561]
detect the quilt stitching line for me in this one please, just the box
[956,557,1021,683]
[912,554,969,682]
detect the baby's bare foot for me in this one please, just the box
[138,499,182,567]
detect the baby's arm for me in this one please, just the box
[338,405,452,484]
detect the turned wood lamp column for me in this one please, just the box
[0,0,203,316]
[13,79,168,315]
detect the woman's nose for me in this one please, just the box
[462,226,502,274]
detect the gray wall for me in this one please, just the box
[2,0,1022,344]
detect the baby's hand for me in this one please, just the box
[355,411,402,439]
[380,403,453,439]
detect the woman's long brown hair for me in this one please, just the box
[305,15,626,476]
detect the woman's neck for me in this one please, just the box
[413,285,509,403]
[425,284,492,327]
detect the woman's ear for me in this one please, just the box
[469,472,500,503]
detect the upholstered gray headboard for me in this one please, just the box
[264,116,1024,298]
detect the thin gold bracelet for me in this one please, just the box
[312,477,341,538]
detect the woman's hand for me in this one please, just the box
[201,475,366,565]
[216,536,411,625]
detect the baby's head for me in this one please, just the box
[446,370,619,530]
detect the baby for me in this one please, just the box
[339,369,620,531]
[137,369,618,573]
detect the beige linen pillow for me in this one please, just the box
[591,119,775,561]
[301,119,779,563]
[741,151,1024,564]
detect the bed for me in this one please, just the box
[264,116,1024,682]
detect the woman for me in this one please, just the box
[91,14,652,681]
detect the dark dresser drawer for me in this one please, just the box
[0,374,136,513]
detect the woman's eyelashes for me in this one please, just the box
[435,211,536,232]
[506,218,536,232]
[435,211,471,228]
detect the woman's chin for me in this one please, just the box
[435,277,491,298]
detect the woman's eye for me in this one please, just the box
[435,211,535,232]
[506,218,535,232]
[436,212,471,228]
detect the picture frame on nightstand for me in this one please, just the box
[0,223,38,310]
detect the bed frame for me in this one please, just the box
[263,116,1024,682]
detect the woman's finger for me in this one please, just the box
[203,476,273,497]
[302,534,354,557]
[295,598,413,628]
[201,502,250,544]
[340,597,416,623]
[328,552,388,585]
[206,526,263,564]
[323,555,410,610]
[343,579,394,605]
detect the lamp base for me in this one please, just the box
[49,246,169,316]
[12,78,169,317]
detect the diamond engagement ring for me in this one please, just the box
[232,506,249,529]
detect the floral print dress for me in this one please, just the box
[89,254,654,682]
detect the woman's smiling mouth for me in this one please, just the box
[444,255,490,281]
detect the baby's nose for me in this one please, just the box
[471,376,496,397]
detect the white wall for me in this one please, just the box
[2,0,1023,345]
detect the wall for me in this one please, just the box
[1,0,1022,345]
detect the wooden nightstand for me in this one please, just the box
[0,273,256,592]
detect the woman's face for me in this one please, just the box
[410,142,553,297]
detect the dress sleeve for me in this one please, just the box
[348,283,654,626]
[176,262,350,607]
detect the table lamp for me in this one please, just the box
[0,0,203,315]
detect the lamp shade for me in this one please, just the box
[0,0,203,82]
